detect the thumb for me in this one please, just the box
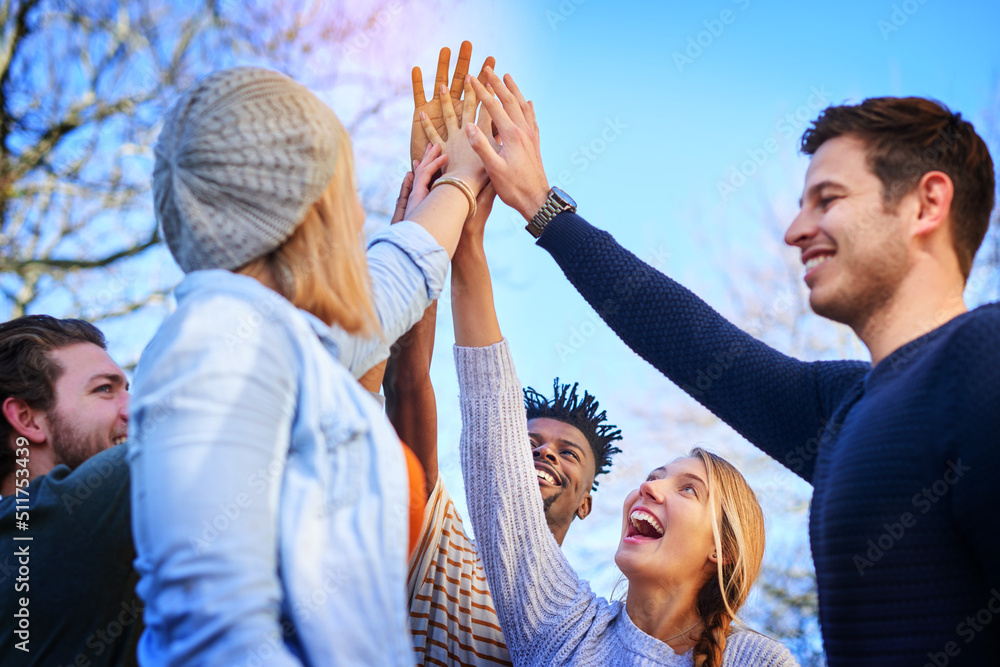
[466,122,504,175]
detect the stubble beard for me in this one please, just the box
[811,229,909,332]
[47,407,107,470]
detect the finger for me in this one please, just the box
[392,172,415,224]
[450,40,472,101]
[438,83,459,132]
[525,100,539,142]
[420,111,444,145]
[416,142,442,169]
[503,73,530,110]
[461,75,478,128]
[469,74,516,137]
[476,99,501,152]
[483,66,526,126]
[414,154,449,187]
[411,66,426,107]
[466,122,505,175]
[476,56,495,87]
[434,47,450,100]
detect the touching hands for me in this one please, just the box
[389,144,450,225]
[466,67,551,222]
[420,76,488,193]
[455,182,497,257]
[410,42,495,165]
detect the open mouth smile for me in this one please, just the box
[534,463,561,487]
[625,507,665,542]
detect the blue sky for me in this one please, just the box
[381,0,1000,621]
[53,0,998,654]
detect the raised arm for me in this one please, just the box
[465,69,869,482]
[333,144,450,378]
[383,301,439,495]
[445,157,605,662]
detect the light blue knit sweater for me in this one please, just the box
[456,340,799,666]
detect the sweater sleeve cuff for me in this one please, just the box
[367,220,449,300]
[454,339,520,401]
[535,212,599,264]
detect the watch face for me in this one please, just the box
[550,187,577,210]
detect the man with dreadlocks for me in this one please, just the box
[384,302,621,666]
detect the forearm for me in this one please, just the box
[451,240,502,347]
[409,180,481,259]
[536,212,868,481]
[333,221,448,378]
[456,341,589,656]
[384,374,438,492]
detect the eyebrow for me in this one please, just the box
[677,472,707,487]
[798,179,846,207]
[87,372,128,390]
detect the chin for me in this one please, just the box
[809,287,857,327]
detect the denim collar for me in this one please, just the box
[175,269,342,358]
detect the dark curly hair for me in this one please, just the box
[523,379,622,491]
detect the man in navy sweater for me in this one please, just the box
[462,69,998,665]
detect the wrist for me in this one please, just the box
[518,185,551,221]
[443,168,489,194]
[452,240,486,270]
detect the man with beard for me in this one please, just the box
[0,315,137,666]
[464,69,998,666]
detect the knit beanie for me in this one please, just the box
[153,67,347,273]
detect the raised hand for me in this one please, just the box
[410,41,495,164]
[466,67,550,222]
[420,75,488,193]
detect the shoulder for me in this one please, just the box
[138,271,301,380]
[938,304,1000,396]
[944,303,1000,354]
[724,627,799,667]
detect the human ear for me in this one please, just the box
[576,492,593,520]
[2,397,47,444]
[912,170,954,237]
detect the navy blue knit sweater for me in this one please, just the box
[537,212,1000,666]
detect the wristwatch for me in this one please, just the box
[525,187,577,238]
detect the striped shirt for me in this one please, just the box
[407,479,512,666]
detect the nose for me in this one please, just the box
[118,392,130,423]
[784,207,816,249]
[533,442,557,464]
[638,479,664,504]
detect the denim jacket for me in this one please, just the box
[128,221,446,666]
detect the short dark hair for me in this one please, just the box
[0,315,106,480]
[800,96,995,280]
[523,379,622,491]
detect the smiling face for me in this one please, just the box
[44,343,129,470]
[785,134,914,330]
[529,417,596,545]
[614,457,719,590]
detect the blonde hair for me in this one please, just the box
[238,136,379,335]
[690,447,766,667]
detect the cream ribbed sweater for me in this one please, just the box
[455,340,799,666]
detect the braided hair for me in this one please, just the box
[688,447,766,667]
[523,379,622,491]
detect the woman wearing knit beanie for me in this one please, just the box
[127,66,487,665]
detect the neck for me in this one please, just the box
[857,266,967,366]
[624,580,702,654]
[0,443,54,497]
[546,513,569,546]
